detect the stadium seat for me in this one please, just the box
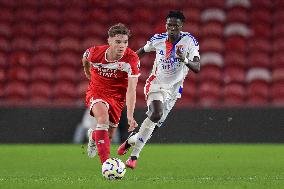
[204,0,225,9]
[82,23,107,39]
[223,83,246,106]
[227,7,249,23]
[62,8,85,24]
[272,68,284,83]
[38,9,61,24]
[0,37,10,53]
[250,0,273,8]
[14,8,37,24]
[274,10,284,24]
[111,8,132,25]
[131,23,153,37]
[36,23,59,39]
[29,81,52,102]
[223,66,246,84]
[17,0,38,8]
[13,23,35,38]
[248,52,271,68]
[225,36,247,53]
[0,9,14,23]
[183,8,201,23]
[248,38,270,53]
[273,37,284,53]
[0,23,12,38]
[31,52,55,68]
[60,22,81,38]
[201,22,224,37]
[224,52,247,68]
[0,69,5,84]
[199,65,222,83]
[201,52,224,68]
[81,37,105,51]
[198,81,221,107]
[270,83,284,105]
[9,51,30,67]
[58,37,81,53]
[200,37,224,53]
[251,23,271,38]
[4,81,28,101]
[250,8,271,24]
[272,52,284,69]
[0,53,7,70]
[182,81,197,102]
[7,67,29,83]
[247,81,270,105]
[273,24,284,38]
[224,23,250,38]
[57,52,80,69]
[180,22,200,37]
[53,81,77,102]
[87,9,109,24]
[34,37,58,53]
[201,8,226,23]
[30,67,54,84]
[77,80,88,101]
[246,68,271,83]
[11,37,33,52]
[55,67,78,83]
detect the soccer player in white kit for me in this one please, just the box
[117,10,201,168]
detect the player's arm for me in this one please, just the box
[82,57,91,79]
[126,76,139,131]
[136,47,147,58]
[176,48,200,73]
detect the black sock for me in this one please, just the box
[130,156,137,160]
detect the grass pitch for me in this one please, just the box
[0,144,283,189]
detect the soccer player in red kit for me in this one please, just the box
[82,23,140,164]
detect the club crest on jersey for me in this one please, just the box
[176,45,184,52]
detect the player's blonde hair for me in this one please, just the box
[108,23,131,37]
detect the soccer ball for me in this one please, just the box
[102,158,126,180]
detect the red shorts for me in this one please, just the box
[86,91,125,126]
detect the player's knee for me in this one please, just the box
[149,111,163,123]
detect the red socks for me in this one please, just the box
[93,130,110,164]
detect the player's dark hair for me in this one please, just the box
[108,23,131,37]
[166,10,185,23]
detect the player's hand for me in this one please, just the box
[127,117,138,132]
[176,47,185,62]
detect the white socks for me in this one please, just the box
[131,117,156,158]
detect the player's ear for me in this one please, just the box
[107,37,111,45]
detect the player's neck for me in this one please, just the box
[168,35,181,44]
[106,49,123,62]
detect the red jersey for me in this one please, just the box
[83,45,140,101]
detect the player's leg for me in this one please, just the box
[91,101,111,164]
[126,93,164,168]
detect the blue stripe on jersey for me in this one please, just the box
[181,33,199,46]
[149,34,168,42]
[179,86,183,94]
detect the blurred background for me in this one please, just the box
[0,0,283,144]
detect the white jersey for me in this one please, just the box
[143,31,200,98]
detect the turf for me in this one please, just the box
[0,144,283,189]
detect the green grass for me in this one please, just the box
[0,144,283,189]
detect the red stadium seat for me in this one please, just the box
[183,8,201,23]
[199,65,222,83]
[17,0,38,8]
[131,23,153,37]
[30,67,54,84]
[273,37,284,53]
[250,8,271,24]
[227,7,249,23]
[248,52,271,68]
[62,8,85,24]
[57,52,80,69]
[275,0,284,8]
[0,37,10,53]
[248,38,270,53]
[182,22,200,37]
[270,82,284,105]
[251,23,271,38]
[87,9,109,24]
[200,37,224,53]
[4,81,28,100]
[77,80,88,101]
[60,22,81,38]
[246,68,271,83]
[13,23,35,38]
[36,23,59,39]
[53,81,77,102]
[201,22,224,37]
[198,81,221,107]
[247,81,270,105]
[111,9,132,25]
[223,83,246,106]
[14,9,37,24]
[38,9,61,24]
[0,69,6,84]
[31,52,55,68]
[274,10,284,24]
[250,0,273,8]
[7,67,29,83]
[0,9,13,23]
[130,8,154,23]
[273,24,284,38]
[11,37,33,52]
[0,23,12,38]
[272,52,284,69]
[272,68,284,83]
[182,81,197,102]
[223,66,246,84]
[34,37,58,53]
[0,53,7,69]
[29,81,52,102]
[9,51,30,67]
[225,36,247,52]
[204,0,225,9]
[0,0,16,9]
[58,37,81,53]
[55,67,78,83]
[224,52,247,68]
[81,37,105,51]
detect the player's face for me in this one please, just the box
[108,34,129,57]
[166,18,183,38]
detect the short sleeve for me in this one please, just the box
[82,47,94,62]
[187,40,200,61]
[128,53,140,78]
[143,40,155,52]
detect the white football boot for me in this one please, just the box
[87,128,97,158]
